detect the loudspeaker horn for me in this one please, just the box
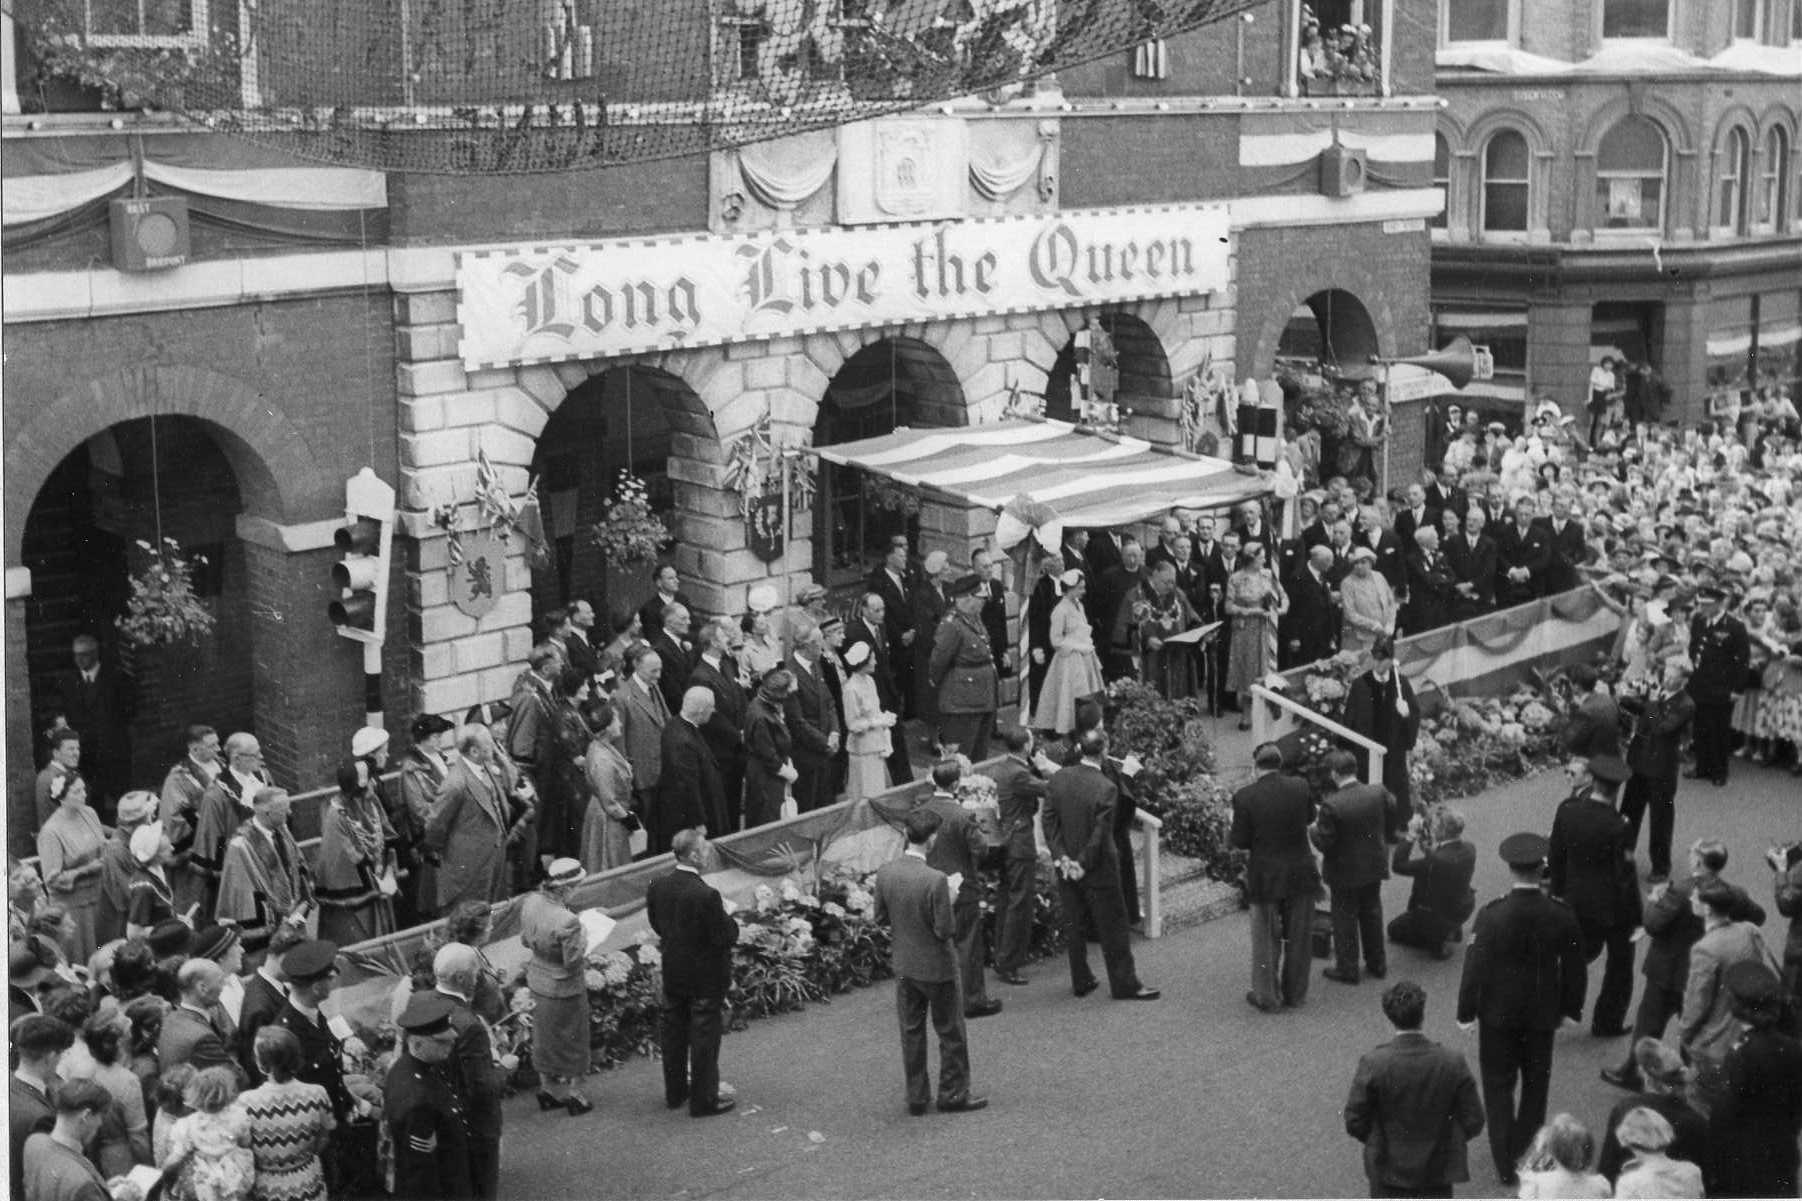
[1378,336,1477,390]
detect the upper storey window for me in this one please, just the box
[1443,0,1510,42]
[1601,0,1669,39]
[1596,115,1667,232]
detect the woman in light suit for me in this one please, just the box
[520,857,592,1115]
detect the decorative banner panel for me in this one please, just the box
[456,204,1231,370]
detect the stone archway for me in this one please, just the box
[1276,288,1382,371]
[1042,310,1176,424]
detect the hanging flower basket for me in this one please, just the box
[592,470,671,564]
[116,537,216,650]
[865,476,921,515]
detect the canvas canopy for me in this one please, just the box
[811,418,1270,547]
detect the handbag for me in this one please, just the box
[627,826,649,857]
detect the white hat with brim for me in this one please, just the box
[350,727,390,758]
[923,550,949,576]
[747,585,779,614]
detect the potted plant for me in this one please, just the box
[591,469,671,564]
[116,537,216,649]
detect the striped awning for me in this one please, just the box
[810,418,1269,529]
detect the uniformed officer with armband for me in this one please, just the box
[930,574,1001,760]
[1456,831,1587,1189]
[385,992,476,1201]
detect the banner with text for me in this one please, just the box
[455,204,1232,370]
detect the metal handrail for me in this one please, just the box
[1248,682,1388,787]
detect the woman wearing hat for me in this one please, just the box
[739,587,784,684]
[1224,543,1288,730]
[123,821,180,940]
[37,772,108,964]
[578,696,637,873]
[839,640,894,801]
[316,758,399,947]
[1032,570,1104,736]
[397,714,455,923]
[743,670,798,827]
[520,858,593,1115]
[1338,545,1396,662]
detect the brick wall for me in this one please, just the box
[388,156,708,245]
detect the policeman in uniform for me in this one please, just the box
[1547,754,1638,1037]
[385,992,476,1201]
[1456,832,1586,1188]
[270,939,378,1195]
[929,574,1000,760]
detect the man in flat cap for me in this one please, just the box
[1457,832,1586,1188]
[931,575,1000,761]
[385,992,475,1200]
[1685,583,1749,786]
[1548,755,1638,1038]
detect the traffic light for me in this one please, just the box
[328,468,396,645]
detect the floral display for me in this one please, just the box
[115,537,216,649]
[591,469,671,563]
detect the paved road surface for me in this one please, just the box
[497,747,1800,1199]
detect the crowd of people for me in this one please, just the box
[10,376,1802,1199]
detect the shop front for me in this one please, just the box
[394,203,1238,717]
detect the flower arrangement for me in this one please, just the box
[591,470,671,563]
[866,477,922,515]
[116,537,215,649]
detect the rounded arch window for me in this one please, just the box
[1716,126,1753,233]
[1430,133,1451,229]
[1481,129,1530,233]
[1758,125,1791,229]
[1595,115,1667,231]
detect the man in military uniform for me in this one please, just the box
[930,574,1000,760]
[1457,832,1586,1188]
[1547,754,1638,1037]
[434,943,504,1200]
[1686,583,1749,786]
[385,993,475,1201]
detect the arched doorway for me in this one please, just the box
[22,417,252,810]
[1043,311,1174,423]
[812,338,965,598]
[528,364,696,636]
[1277,288,1380,371]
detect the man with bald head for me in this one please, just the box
[191,732,273,915]
[159,959,242,1076]
[1404,525,1457,633]
[651,603,697,715]
[216,787,313,964]
[657,686,726,850]
[1283,544,1340,668]
[435,943,504,1198]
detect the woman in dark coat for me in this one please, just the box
[742,670,797,828]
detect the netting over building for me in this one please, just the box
[8,0,1271,173]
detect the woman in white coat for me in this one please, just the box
[1032,570,1105,736]
[839,641,894,800]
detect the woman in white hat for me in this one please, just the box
[839,640,894,801]
[1338,545,1397,662]
[1032,570,1104,736]
[520,857,593,1115]
[739,585,784,685]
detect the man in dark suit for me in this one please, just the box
[8,1015,70,1201]
[910,552,952,722]
[1351,507,1407,596]
[872,809,987,1115]
[506,645,559,865]
[689,619,748,833]
[1231,743,1320,1012]
[1344,980,1486,1198]
[1387,807,1479,960]
[1233,501,1279,565]
[1618,658,1696,882]
[971,547,1011,678]
[647,830,740,1118]
[1457,832,1586,1187]
[657,687,727,849]
[1191,516,1231,597]
[1043,729,1159,1002]
[919,760,1002,1019]
[1685,584,1749,786]
[847,593,913,784]
[1402,526,1457,634]
[563,598,603,685]
[1083,526,1124,578]
[650,603,697,716]
[931,576,1000,760]
[1560,664,1621,759]
[1493,497,1552,607]
[867,537,918,718]
[1282,545,1338,669]
[637,563,692,642]
[1601,838,1765,1092]
[1533,494,1587,595]
[784,621,841,812]
[238,927,305,1078]
[1449,506,1499,616]
[1548,754,1638,1036]
[55,633,132,821]
[1390,483,1440,554]
[989,727,1047,986]
[1422,468,1463,522]
[1313,751,1395,986]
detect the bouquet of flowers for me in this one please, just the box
[116,537,215,649]
[591,470,670,563]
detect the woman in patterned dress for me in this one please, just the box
[239,1026,333,1201]
[36,772,108,963]
[1757,599,1802,774]
[1224,543,1288,729]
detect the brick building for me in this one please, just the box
[3,0,1441,847]
[1427,0,1802,435]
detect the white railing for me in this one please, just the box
[1248,682,1387,787]
[1135,809,1164,939]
